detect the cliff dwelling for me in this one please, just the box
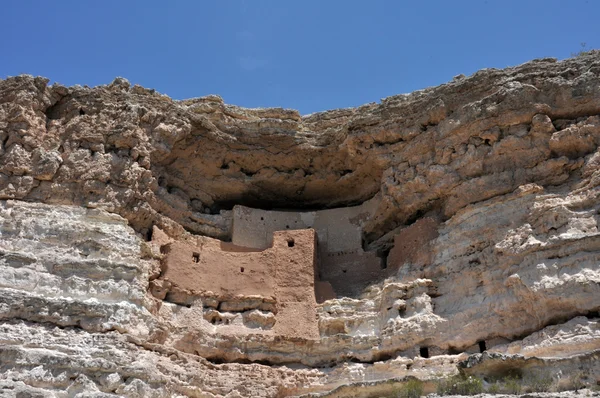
[232,198,385,298]
[3,52,600,396]
[150,197,442,339]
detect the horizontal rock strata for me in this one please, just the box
[1,51,600,396]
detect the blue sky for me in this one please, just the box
[1,1,598,114]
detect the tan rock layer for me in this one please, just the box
[2,52,600,396]
[1,52,599,244]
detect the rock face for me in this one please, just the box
[1,52,600,397]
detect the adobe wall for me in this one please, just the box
[315,281,336,303]
[271,230,320,338]
[231,197,379,253]
[159,238,276,298]
[319,249,383,297]
[231,198,384,299]
[271,230,317,304]
[387,217,440,272]
[155,207,439,313]
[155,229,320,339]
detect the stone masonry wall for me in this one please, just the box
[387,217,440,273]
[231,199,386,298]
[154,229,320,338]
[231,198,378,252]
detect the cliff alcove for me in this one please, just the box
[1,52,600,396]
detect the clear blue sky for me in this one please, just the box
[1,1,598,114]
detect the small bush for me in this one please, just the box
[524,370,553,392]
[395,379,424,398]
[436,374,483,396]
[562,372,588,392]
[487,382,501,394]
[503,375,522,395]
[571,42,593,57]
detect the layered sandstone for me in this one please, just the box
[1,51,600,397]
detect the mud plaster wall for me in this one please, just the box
[158,229,320,338]
[231,198,379,252]
[232,199,385,298]
[271,230,320,338]
[387,217,440,271]
[315,281,336,303]
[319,250,383,298]
[160,239,275,298]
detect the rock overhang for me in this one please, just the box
[2,52,600,395]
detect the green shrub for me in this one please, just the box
[523,370,553,392]
[395,378,424,398]
[487,382,501,394]
[503,375,522,395]
[436,374,483,396]
[571,42,593,57]
[564,372,588,392]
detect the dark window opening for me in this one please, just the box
[240,267,245,272]
[380,256,388,269]
[419,347,429,358]
[79,108,85,116]
[342,269,347,273]
[478,340,487,353]
[285,225,290,229]
[287,239,295,247]
[378,249,390,270]
[260,217,264,221]
[192,252,200,263]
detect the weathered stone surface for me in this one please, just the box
[2,51,600,396]
[1,52,599,245]
[0,320,322,398]
[489,316,600,358]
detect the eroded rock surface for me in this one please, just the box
[1,52,600,396]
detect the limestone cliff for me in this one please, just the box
[1,52,600,397]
